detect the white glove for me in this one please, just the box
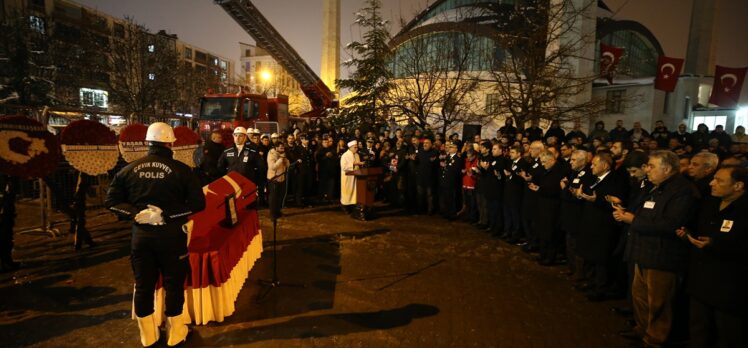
[134,204,164,225]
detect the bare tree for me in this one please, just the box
[0,10,56,106]
[387,30,484,135]
[481,0,607,129]
[105,18,179,116]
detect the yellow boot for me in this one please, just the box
[136,314,160,347]
[166,314,190,346]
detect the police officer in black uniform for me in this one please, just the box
[217,127,265,189]
[105,122,205,347]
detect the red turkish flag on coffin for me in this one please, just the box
[654,56,684,92]
[600,43,624,84]
[708,65,748,108]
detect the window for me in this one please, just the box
[29,16,45,34]
[183,47,192,60]
[147,44,155,53]
[691,116,727,132]
[485,93,500,114]
[194,51,207,63]
[606,89,625,114]
[220,60,228,70]
[211,57,218,66]
[148,73,155,80]
[79,88,108,108]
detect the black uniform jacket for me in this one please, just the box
[217,144,265,184]
[687,194,748,315]
[577,171,627,263]
[105,146,206,234]
[439,153,463,189]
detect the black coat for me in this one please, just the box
[687,195,748,315]
[415,148,438,187]
[521,157,545,214]
[559,167,594,235]
[439,153,463,189]
[629,174,699,273]
[503,158,525,206]
[478,155,504,197]
[577,171,627,263]
[533,162,566,241]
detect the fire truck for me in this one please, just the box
[197,0,337,137]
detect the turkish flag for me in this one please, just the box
[654,56,684,92]
[600,43,624,84]
[708,65,747,108]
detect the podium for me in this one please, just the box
[346,166,383,220]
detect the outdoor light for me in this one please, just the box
[260,70,272,82]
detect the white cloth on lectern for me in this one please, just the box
[340,149,359,205]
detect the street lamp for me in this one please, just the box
[260,70,272,95]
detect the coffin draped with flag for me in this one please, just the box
[708,65,747,108]
[137,171,264,325]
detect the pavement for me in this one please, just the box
[1,202,632,347]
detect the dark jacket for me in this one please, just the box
[577,171,627,263]
[200,140,225,182]
[533,162,566,241]
[629,174,698,273]
[687,195,748,315]
[415,148,439,187]
[439,153,463,190]
[503,158,525,206]
[105,145,206,234]
[217,144,265,185]
[559,166,594,235]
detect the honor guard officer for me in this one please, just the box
[217,127,266,188]
[105,122,205,347]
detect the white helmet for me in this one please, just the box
[233,127,247,135]
[145,122,176,143]
[251,128,261,134]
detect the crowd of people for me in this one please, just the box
[198,116,747,348]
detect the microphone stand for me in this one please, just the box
[256,160,305,302]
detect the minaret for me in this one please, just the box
[665,0,719,125]
[320,0,340,98]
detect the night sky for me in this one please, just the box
[75,0,748,104]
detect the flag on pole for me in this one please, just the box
[600,43,624,84]
[654,56,684,92]
[708,65,747,108]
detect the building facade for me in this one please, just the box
[0,0,234,123]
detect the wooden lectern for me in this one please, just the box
[346,166,383,220]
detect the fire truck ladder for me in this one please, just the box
[215,0,335,116]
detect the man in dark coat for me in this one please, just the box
[559,149,594,279]
[679,166,748,348]
[576,152,626,301]
[438,142,463,220]
[200,131,226,183]
[415,138,438,214]
[483,143,505,236]
[502,145,525,243]
[294,134,315,206]
[613,150,698,347]
[519,140,546,252]
[316,135,337,202]
[523,119,544,142]
[528,150,567,265]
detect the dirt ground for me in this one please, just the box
[1,202,633,347]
